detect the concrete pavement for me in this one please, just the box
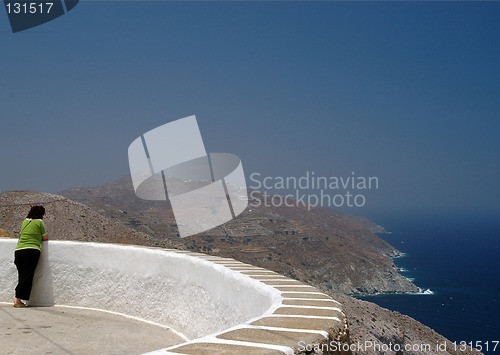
[0,303,185,355]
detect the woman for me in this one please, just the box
[13,205,48,308]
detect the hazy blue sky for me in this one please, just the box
[1,1,499,218]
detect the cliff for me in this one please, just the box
[0,187,482,355]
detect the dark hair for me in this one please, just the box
[27,205,45,219]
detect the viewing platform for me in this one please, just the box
[0,239,350,354]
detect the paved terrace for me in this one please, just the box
[0,239,350,354]
[0,304,184,354]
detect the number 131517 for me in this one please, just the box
[6,2,54,14]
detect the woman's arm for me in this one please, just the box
[40,220,48,241]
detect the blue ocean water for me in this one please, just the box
[358,213,500,354]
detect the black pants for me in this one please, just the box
[14,249,41,300]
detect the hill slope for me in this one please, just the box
[0,188,480,355]
[61,176,417,295]
[0,191,182,249]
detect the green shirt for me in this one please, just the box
[15,219,47,251]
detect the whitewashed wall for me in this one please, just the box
[0,239,280,339]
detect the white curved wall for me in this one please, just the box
[0,239,281,339]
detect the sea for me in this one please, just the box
[357,212,500,354]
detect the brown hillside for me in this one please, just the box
[61,176,417,295]
[0,191,183,249]
[0,188,481,355]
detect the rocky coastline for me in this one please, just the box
[0,183,483,354]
